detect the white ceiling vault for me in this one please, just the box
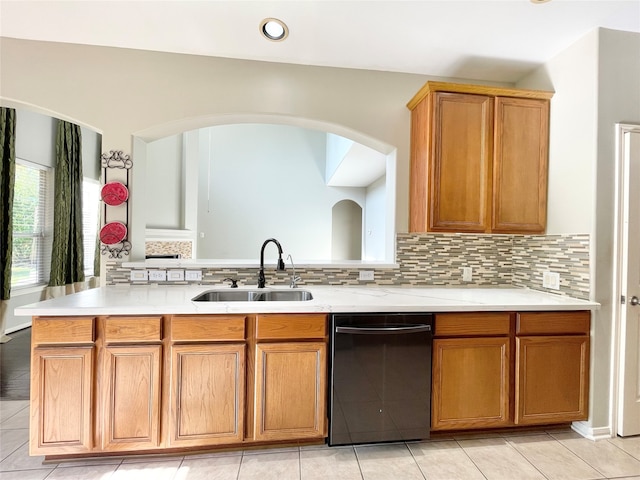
[1,0,639,83]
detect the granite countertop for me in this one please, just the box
[14,285,598,317]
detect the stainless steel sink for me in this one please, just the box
[192,289,313,302]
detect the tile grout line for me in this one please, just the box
[403,441,428,480]
[453,438,490,480]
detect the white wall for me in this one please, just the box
[145,134,183,229]
[364,176,386,261]
[195,124,366,260]
[1,37,501,260]
[518,28,640,436]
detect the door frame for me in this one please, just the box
[612,123,640,437]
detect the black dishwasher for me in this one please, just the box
[329,312,433,446]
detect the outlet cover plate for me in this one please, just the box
[185,270,202,281]
[543,271,560,290]
[462,267,473,282]
[149,270,167,282]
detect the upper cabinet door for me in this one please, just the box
[429,92,493,232]
[492,97,549,233]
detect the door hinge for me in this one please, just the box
[622,295,626,304]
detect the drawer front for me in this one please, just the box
[171,316,246,342]
[32,317,95,345]
[256,314,327,340]
[516,311,590,336]
[104,316,162,343]
[435,312,512,337]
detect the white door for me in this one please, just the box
[617,125,640,436]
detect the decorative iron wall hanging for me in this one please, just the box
[100,150,132,258]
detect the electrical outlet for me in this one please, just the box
[359,270,375,281]
[148,270,167,282]
[185,270,202,281]
[462,267,473,282]
[130,270,148,281]
[167,270,184,281]
[543,271,560,290]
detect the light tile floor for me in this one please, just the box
[3,399,640,480]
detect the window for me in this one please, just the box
[11,160,52,288]
[82,179,101,277]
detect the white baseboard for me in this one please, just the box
[572,421,612,440]
[5,320,32,334]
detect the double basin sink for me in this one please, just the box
[192,289,313,302]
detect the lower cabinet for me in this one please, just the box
[432,337,510,430]
[168,315,247,448]
[515,312,590,425]
[252,314,328,441]
[30,345,94,455]
[169,343,245,446]
[30,316,96,456]
[254,342,326,440]
[431,311,591,431]
[431,312,512,431]
[101,345,162,451]
[101,316,163,452]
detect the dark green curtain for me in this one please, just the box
[49,121,85,286]
[0,108,16,300]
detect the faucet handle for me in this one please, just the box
[223,277,238,288]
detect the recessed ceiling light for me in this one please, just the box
[260,18,289,42]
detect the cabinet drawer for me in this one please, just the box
[435,313,512,337]
[516,311,590,336]
[104,316,162,343]
[256,314,326,340]
[171,315,246,342]
[32,317,95,345]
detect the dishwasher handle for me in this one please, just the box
[335,324,432,335]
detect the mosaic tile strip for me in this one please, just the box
[511,234,590,300]
[145,241,193,259]
[106,233,590,299]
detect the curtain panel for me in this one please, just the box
[49,121,85,287]
[0,108,16,300]
[0,107,16,343]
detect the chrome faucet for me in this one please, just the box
[257,238,286,288]
[287,254,301,288]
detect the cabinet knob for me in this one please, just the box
[631,296,639,306]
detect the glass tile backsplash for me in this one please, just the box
[107,233,590,300]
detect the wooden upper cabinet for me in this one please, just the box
[429,92,493,232]
[408,81,553,234]
[492,97,550,233]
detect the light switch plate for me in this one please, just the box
[185,270,202,281]
[130,270,148,281]
[359,270,375,281]
[167,270,184,281]
[149,270,167,282]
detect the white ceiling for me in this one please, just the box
[1,0,639,83]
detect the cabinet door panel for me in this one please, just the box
[254,342,326,440]
[515,336,589,424]
[170,343,245,446]
[429,92,493,232]
[432,337,510,430]
[30,346,93,455]
[102,345,162,450]
[493,97,549,233]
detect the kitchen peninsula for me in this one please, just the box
[17,285,597,459]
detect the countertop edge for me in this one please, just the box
[14,286,599,317]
